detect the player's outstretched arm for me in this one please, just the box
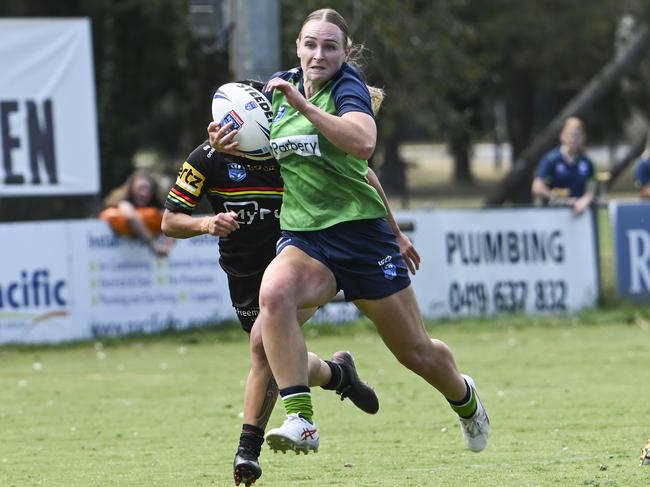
[161,209,240,238]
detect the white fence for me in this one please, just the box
[0,207,599,344]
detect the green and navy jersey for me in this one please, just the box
[535,147,595,197]
[165,141,283,277]
[634,156,650,188]
[265,63,387,231]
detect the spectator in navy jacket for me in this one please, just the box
[633,129,650,199]
[531,117,596,215]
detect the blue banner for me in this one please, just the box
[610,201,650,298]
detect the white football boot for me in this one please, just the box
[265,413,319,454]
[641,438,650,466]
[459,374,490,452]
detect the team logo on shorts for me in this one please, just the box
[378,255,397,280]
[227,163,247,182]
[382,263,397,280]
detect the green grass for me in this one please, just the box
[2,311,650,487]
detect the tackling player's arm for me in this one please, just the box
[162,209,240,238]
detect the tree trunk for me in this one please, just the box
[607,130,647,186]
[485,24,650,206]
[378,114,409,207]
[448,123,473,184]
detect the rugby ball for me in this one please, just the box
[211,82,273,160]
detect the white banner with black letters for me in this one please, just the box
[0,18,100,196]
[397,206,599,317]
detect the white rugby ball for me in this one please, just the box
[211,82,273,160]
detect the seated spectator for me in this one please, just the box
[99,171,174,256]
[634,129,650,199]
[531,117,596,215]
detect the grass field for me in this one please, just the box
[3,308,650,487]
[2,153,645,486]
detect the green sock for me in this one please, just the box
[448,380,477,418]
[282,392,314,423]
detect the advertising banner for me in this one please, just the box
[609,201,650,298]
[397,207,599,318]
[0,207,600,344]
[0,18,100,196]
[0,220,233,344]
[0,221,72,343]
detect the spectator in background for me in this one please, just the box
[99,171,174,256]
[531,117,596,215]
[634,129,650,199]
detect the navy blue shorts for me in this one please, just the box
[276,218,411,301]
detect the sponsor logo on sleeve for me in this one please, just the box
[176,161,206,196]
[270,135,320,160]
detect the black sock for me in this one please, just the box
[239,423,264,456]
[322,360,344,390]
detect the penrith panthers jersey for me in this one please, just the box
[165,141,283,277]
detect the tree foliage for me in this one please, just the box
[279,0,636,199]
[2,0,647,218]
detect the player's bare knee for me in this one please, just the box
[259,280,296,315]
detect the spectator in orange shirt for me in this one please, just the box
[100,171,174,256]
